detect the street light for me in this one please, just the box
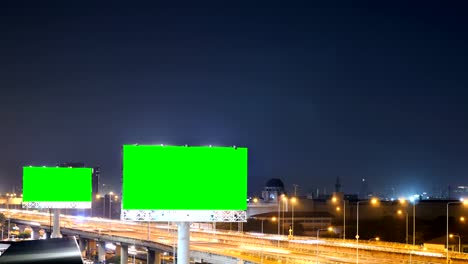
[271,216,279,247]
[291,197,297,237]
[356,198,378,264]
[282,195,288,235]
[447,199,468,262]
[316,227,333,264]
[260,216,277,234]
[109,192,114,219]
[399,198,416,246]
[332,196,346,239]
[449,234,461,253]
[277,194,284,238]
[397,209,409,244]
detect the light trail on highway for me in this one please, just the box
[2,209,466,263]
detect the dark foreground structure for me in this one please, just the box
[0,237,83,264]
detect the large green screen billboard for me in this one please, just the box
[122,145,247,216]
[23,166,92,208]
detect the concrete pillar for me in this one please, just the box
[147,249,161,264]
[177,222,190,264]
[51,209,62,238]
[120,244,128,264]
[98,241,106,262]
[79,238,87,258]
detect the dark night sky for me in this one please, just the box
[1,1,468,196]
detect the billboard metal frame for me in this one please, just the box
[22,202,91,209]
[121,209,247,222]
[121,144,247,222]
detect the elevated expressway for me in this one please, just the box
[2,209,468,264]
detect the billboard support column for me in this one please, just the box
[177,222,190,264]
[51,209,62,238]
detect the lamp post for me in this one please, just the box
[332,196,346,239]
[260,216,276,234]
[108,192,114,219]
[413,200,416,246]
[96,194,103,217]
[260,219,264,234]
[399,198,416,246]
[447,200,468,262]
[316,227,333,264]
[291,197,297,237]
[397,209,408,244]
[356,198,378,264]
[449,234,461,253]
[277,194,282,237]
[282,195,288,235]
[272,216,279,246]
[6,194,11,239]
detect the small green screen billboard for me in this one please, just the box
[122,145,247,211]
[23,166,92,208]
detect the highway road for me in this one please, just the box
[2,209,468,263]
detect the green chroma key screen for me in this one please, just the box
[122,145,248,210]
[23,166,92,202]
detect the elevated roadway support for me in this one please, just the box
[177,222,190,264]
[51,209,62,238]
[78,237,87,258]
[120,244,128,264]
[147,249,161,264]
[98,241,106,263]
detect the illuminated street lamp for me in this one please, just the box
[260,216,277,234]
[316,227,333,264]
[447,199,468,262]
[397,209,409,244]
[282,195,288,235]
[449,234,461,253]
[460,216,465,223]
[291,197,297,237]
[332,196,346,239]
[356,198,378,264]
[96,194,105,217]
[108,192,116,219]
[277,194,284,237]
[399,198,416,246]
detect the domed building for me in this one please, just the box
[261,178,285,202]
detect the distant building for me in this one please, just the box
[453,185,468,199]
[92,167,100,195]
[335,177,342,193]
[359,178,370,199]
[261,178,285,202]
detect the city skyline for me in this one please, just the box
[1,2,468,194]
